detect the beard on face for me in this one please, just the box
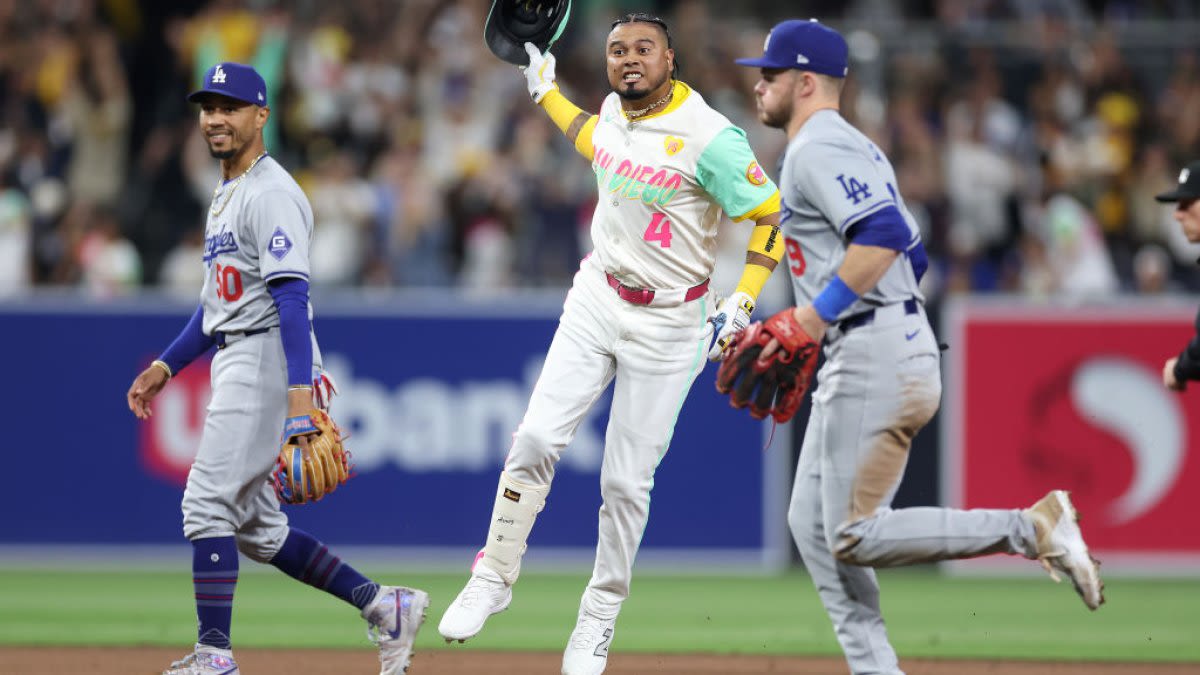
[613,69,668,101]
[758,97,791,130]
[206,128,239,159]
[618,84,648,100]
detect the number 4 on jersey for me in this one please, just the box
[643,212,673,248]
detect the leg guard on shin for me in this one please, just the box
[479,471,550,584]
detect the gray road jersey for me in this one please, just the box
[778,109,924,317]
[199,155,315,335]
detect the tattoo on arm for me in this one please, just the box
[746,251,779,271]
[566,113,591,142]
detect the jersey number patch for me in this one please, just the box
[836,174,872,204]
[784,237,806,277]
[643,212,673,248]
[215,263,244,302]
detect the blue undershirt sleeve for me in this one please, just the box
[158,304,216,375]
[268,277,313,387]
[844,204,911,252]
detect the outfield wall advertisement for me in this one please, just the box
[0,293,789,569]
[943,299,1200,574]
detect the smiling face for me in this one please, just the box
[196,93,267,160]
[606,21,673,101]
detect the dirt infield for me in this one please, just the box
[2,646,1195,675]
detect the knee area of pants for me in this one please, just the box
[786,506,819,544]
[599,473,646,503]
[236,529,285,563]
[830,519,873,564]
[509,426,560,463]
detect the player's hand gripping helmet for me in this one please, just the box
[485,0,572,65]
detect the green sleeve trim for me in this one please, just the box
[695,126,779,218]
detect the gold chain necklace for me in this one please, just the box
[625,86,674,120]
[210,152,267,217]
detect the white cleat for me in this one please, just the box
[162,644,239,675]
[1026,489,1105,610]
[438,564,512,642]
[561,609,616,675]
[363,585,430,675]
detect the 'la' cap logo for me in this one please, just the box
[212,65,227,84]
[1181,168,1191,184]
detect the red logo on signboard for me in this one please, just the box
[948,305,1200,558]
[139,358,212,487]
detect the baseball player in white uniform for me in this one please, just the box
[125,63,426,675]
[733,21,1105,675]
[438,14,783,675]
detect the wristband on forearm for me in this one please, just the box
[734,224,784,298]
[151,360,173,379]
[812,275,860,324]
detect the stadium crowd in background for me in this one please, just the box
[1,0,1198,301]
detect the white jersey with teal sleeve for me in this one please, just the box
[778,109,924,316]
[199,155,315,335]
[588,81,779,290]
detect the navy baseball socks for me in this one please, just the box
[272,527,430,674]
[269,527,380,609]
[192,536,238,650]
[191,528,378,652]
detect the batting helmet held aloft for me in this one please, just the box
[484,0,572,66]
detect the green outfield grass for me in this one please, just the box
[1,567,1197,662]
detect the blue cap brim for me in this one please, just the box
[735,56,789,68]
[187,87,260,105]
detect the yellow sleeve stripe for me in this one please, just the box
[574,115,597,161]
[733,190,781,223]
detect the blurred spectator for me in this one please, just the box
[1033,191,1120,298]
[159,226,206,297]
[308,150,376,286]
[61,27,131,208]
[76,205,141,296]
[0,176,31,295]
[1132,243,1172,294]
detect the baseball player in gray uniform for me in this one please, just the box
[734,21,1105,675]
[125,63,426,675]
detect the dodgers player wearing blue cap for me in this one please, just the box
[735,20,1104,674]
[126,63,427,675]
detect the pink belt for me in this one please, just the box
[605,272,710,307]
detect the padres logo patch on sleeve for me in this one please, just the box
[746,161,767,186]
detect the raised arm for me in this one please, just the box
[523,42,597,161]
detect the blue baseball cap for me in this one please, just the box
[735,19,848,78]
[188,62,268,106]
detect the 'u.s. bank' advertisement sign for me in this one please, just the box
[0,293,784,566]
